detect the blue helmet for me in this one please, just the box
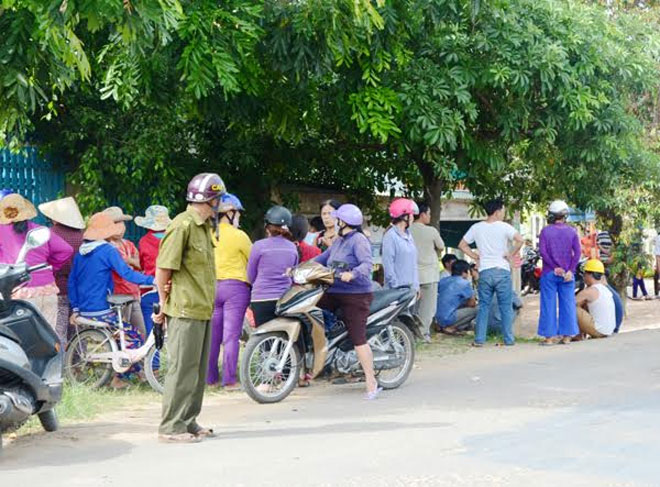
[0,189,13,200]
[219,193,244,212]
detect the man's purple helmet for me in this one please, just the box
[186,173,226,203]
[332,204,363,227]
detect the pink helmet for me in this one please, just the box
[186,173,226,203]
[389,198,417,218]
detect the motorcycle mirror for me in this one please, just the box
[15,227,51,264]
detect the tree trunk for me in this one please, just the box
[415,157,444,229]
[600,209,627,314]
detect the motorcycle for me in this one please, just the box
[240,261,421,404]
[574,258,587,294]
[0,227,63,450]
[521,249,541,296]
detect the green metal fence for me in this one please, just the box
[0,148,66,224]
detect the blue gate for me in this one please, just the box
[0,148,66,224]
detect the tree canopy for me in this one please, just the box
[2,0,659,236]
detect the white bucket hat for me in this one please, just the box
[135,205,172,232]
[38,196,85,230]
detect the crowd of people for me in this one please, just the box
[0,180,647,442]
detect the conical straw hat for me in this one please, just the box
[0,194,37,224]
[38,197,86,230]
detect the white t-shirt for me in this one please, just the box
[463,221,517,271]
[654,235,660,256]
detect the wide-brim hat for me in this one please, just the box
[84,212,125,241]
[134,205,172,231]
[102,206,133,222]
[0,193,37,224]
[38,196,86,230]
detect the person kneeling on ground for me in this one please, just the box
[435,260,477,335]
[574,259,615,339]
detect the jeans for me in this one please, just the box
[537,273,578,338]
[475,268,514,345]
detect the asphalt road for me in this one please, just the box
[2,330,659,487]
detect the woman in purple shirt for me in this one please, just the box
[0,194,73,333]
[315,204,381,400]
[247,206,299,326]
[538,200,581,345]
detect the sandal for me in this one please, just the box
[190,426,217,439]
[471,342,484,348]
[559,336,572,345]
[158,433,201,444]
[365,387,383,401]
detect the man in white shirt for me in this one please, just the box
[459,199,523,346]
[574,259,616,338]
[410,202,445,342]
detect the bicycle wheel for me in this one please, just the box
[65,329,114,388]
[144,341,169,394]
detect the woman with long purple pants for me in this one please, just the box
[206,194,252,389]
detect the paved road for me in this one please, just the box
[2,330,659,486]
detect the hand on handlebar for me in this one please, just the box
[339,271,354,283]
[69,313,80,325]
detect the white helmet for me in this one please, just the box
[548,200,569,216]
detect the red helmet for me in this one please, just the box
[186,173,226,203]
[389,198,417,218]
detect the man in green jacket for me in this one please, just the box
[153,173,225,443]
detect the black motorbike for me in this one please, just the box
[521,249,541,296]
[0,227,63,451]
[574,258,587,294]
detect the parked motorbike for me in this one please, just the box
[574,258,587,294]
[0,227,63,451]
[521,249,541,296]
[240,261,421,404]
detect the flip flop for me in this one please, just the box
[190,427,217,439]
[158,433,201,444]
[365,387,383,401]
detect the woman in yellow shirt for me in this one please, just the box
[206,194,252,389]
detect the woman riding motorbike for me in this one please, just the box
[314,204,382,400]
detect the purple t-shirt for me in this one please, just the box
[538,223,581,276]
[247,236,298,301]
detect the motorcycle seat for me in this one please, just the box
[369,287,413,314]
[107,294,137,306]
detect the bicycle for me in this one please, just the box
[64,294,168,393]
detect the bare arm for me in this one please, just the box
[458,238,479,262]
[575,287,596,308]
[508,232,524,259]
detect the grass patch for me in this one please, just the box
[15,382,159,436]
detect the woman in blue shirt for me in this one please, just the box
[382,198,420,292]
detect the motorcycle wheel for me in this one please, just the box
[38,409,59,432]
[143,342,169,394]
[240,332,300,404]
[373,321,415,390]
[65,329,114,389]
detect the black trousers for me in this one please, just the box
[250,300,278,326]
